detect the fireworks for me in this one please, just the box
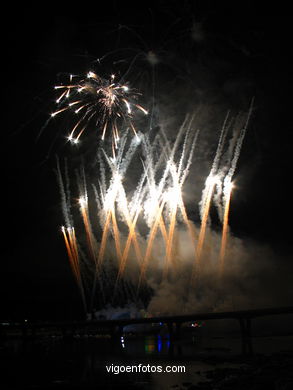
[52,71,148,148]
[52,64,253,314]
[218,178,234,277]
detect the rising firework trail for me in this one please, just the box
[138,196,167,288]
[217,98,254,277]
[192,113,232,282]
[61,226,87,312]
[117,206,142,280]
[192,113,231,284]
[191,174,219,285]
[78,195,97,265]
[191,102,254,286]
[218,179,233,277]
[56,158,73,229]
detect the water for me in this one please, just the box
[1,328,293,389]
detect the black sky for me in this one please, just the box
[2,3,292,320]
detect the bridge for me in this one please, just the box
[1,306,293,356]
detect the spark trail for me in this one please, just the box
[138,197,167,289]
[79,196,97,264]
[191,175,218,285]
[61,226,87,311]
[218,179,233,277]
[217,99,254,276]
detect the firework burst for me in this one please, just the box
[52,71,148,148]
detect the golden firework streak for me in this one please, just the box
[61,227,87,310]
[191,179,216,284]
[219,183,233,277]
[79,200,97,263]
[117,207,142,280]
[163,204,177,280]
[138,198,166,289]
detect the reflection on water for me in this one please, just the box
[1,330,293,389]
[0,332,211,389]
[127,335,171,356]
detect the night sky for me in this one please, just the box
[2,3,292,320]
